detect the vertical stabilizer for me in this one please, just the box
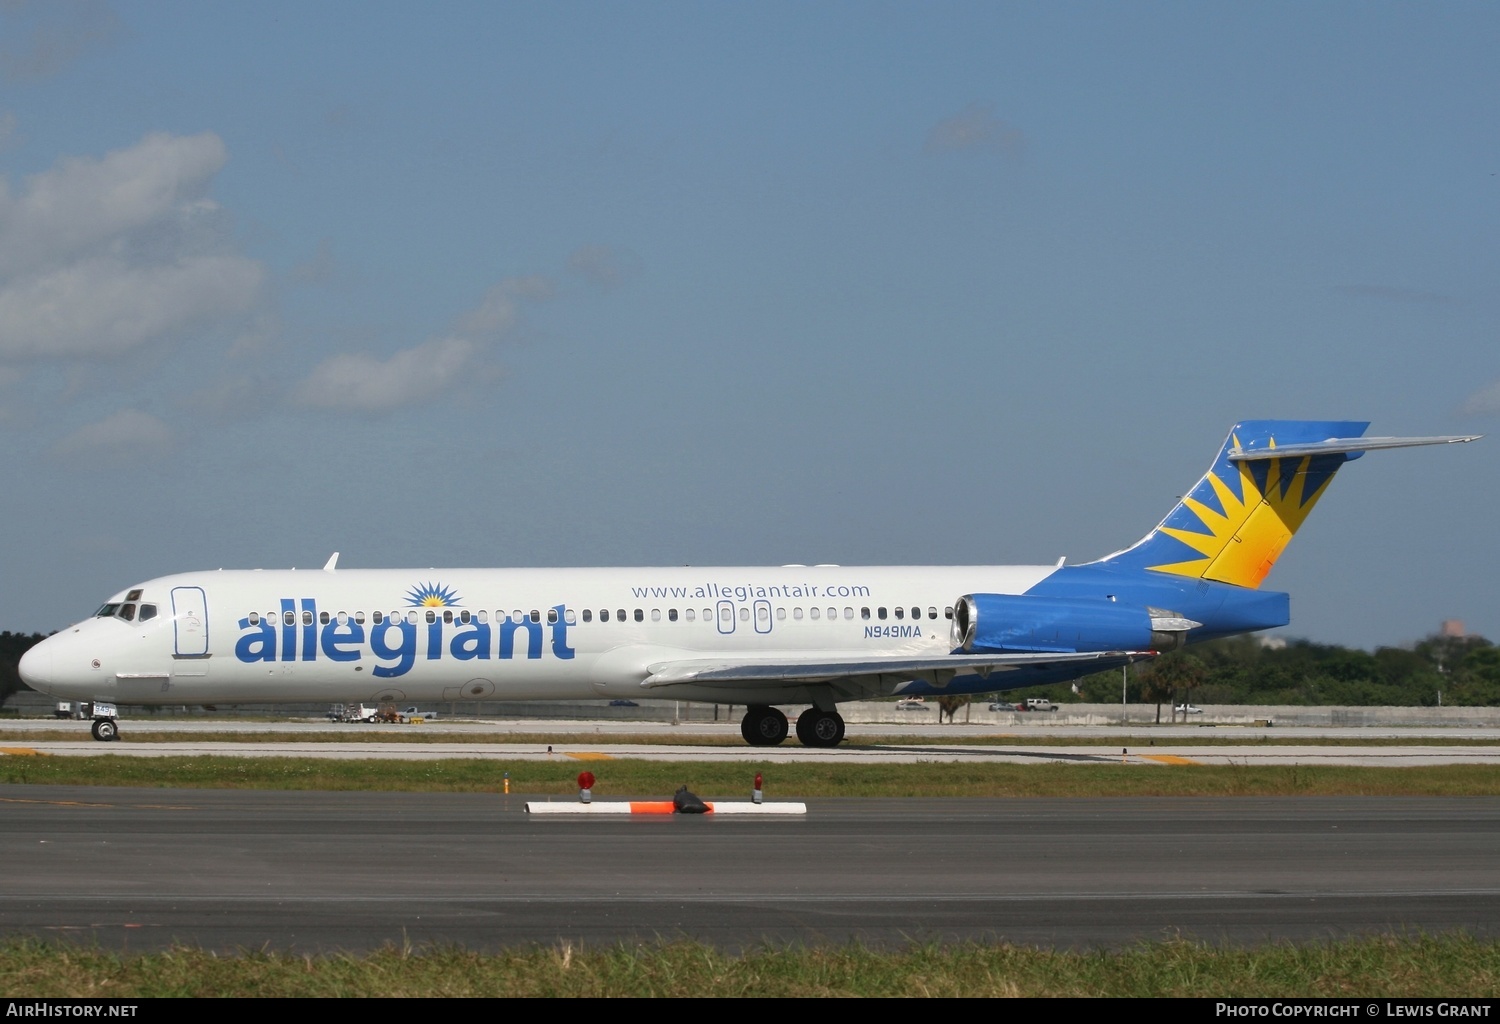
[1094,420,1369,589]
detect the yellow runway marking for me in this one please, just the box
[1141,754,1201,765]
[0,747,47,756]
[565,752,616,761]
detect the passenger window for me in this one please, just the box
[564,609,576,625]
[634,609,644,622]
[668,609,678,622]
[617,609,627,622]
[302,611,313,626]
[843,607,853,620]
[547,609,558,624]
[356,611,366,624]
[476,611,487,624]
[372,610,383,624]
[320,611,331,625]
[793,607,803,620]
[894,606,903,619]
[441,610,452,624]
[599,609,609,622]
[739,607,749,622]
[685,609,695,622]
[776,607,786,620]
[284,611,295,626]
[809,607,820,620]
[460,610,471,624]
[861,607,871,620]
[583,609,593,622]
[530,609,541,623]
[945,607,954,619]
[407,611,419,625]
[928,607,937,619]
[702,608,712,621]
[651,609,661,622]
[138,604,157,622]
[425,610,436,624]
[248,611,260,626]
[877,607,887,620]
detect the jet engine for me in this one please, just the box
[951,593,1200,654]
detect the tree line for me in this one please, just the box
[1067,632,1500,714]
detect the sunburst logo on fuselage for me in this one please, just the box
[1148,435,1341,589]
[406,582,462,608]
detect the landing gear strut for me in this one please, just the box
[740,705,788,746]
[795,708,845,748]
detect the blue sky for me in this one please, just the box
[0,1,1495,649]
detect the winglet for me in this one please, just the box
[322,552,339,572]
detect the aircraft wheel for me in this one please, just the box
[91,719,119,742]
[797,709,845,748]
[740,706,788,746]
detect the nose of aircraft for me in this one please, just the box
[18,639,61,695]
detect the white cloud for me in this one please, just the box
[0,131,228,276]
[0,254,262,358]
[454,275,554,338]
[0,131,263,361]
[1460,379,1500,416]
[567,244,641,289]
[925,102,1025,156]
[292,336,478,413]
[51,408,174,462]
[0,0,121,82]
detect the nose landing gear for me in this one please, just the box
[87,701,120,742]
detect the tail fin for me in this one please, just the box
[1096,420,1403,589]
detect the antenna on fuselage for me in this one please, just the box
[323,552,340,572]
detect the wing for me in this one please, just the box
[641,650,1150,689]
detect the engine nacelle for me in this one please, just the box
[951,593,1199,654]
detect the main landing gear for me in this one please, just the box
[739,705,846,748]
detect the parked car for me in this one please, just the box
[1024,698,1058,712]
[894,697,928,710]
[988,701,1027,712]
[402,706,438,720]
[1175,704,1203,715]
[608,699,639,707]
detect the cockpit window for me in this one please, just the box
[126,589,143,602]
[137,604,157,622]
[96,604,120,618]
[118,603,136,622]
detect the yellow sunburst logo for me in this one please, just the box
[1149,436,1335,589]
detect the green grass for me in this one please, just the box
[1,935,1497,997]
[5,754,1500,796]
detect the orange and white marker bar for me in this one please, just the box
[524,800,806,815]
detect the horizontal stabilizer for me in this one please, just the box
[641,650,1150,688]
[1228,434,1481,461]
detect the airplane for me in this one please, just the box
[19,420,1479,746]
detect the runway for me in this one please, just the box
[2,786,1498,953]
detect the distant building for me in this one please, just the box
[1258,636,1287,650]
[1441,620,1467,638]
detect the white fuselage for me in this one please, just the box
[21,564,1055,707]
